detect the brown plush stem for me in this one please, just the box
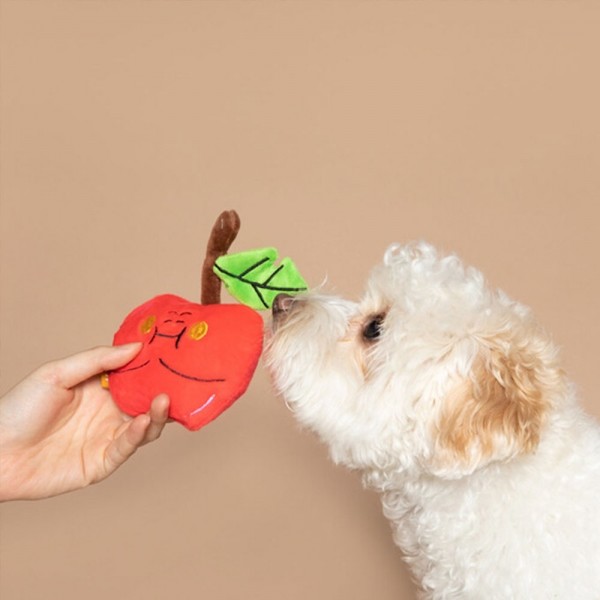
[201,210,241,304]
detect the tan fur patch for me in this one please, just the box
[437,346,552,466]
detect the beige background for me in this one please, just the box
[1,2,599,599]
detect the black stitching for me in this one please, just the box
[159,358,225,382]
[111,360,150,375]
[214,263,308,293]
[239,257,270,278]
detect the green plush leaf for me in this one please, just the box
[213,247,308,310]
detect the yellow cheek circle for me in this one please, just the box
[140,315,157,334]
[100,373,110,389]
[189,321,208,341]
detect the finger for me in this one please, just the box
[142,394,170,445]
[103,414,151,473]
[49,344,143,389]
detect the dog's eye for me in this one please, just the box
[363,314,385,342]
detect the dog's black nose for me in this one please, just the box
[272,293,295,317]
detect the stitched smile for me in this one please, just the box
[158,358,226,383]
[111,360,151,375]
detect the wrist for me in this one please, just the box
[0,443,37,502]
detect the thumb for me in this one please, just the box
[50,344,143,389]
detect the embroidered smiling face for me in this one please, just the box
[110,294,263,430]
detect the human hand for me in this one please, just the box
[0,344,170,501]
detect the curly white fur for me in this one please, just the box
[267,242,600,599]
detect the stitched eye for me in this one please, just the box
[363,314,385,342]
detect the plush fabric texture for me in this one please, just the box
[201,210,241,305]
[110,294,263,431]
[214,247,308,310]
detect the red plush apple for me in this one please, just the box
[107,211,264,431]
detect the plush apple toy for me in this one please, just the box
[106,211,269,431]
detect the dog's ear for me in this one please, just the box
[429,337,558,478]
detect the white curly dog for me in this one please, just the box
[267,242,600,600]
